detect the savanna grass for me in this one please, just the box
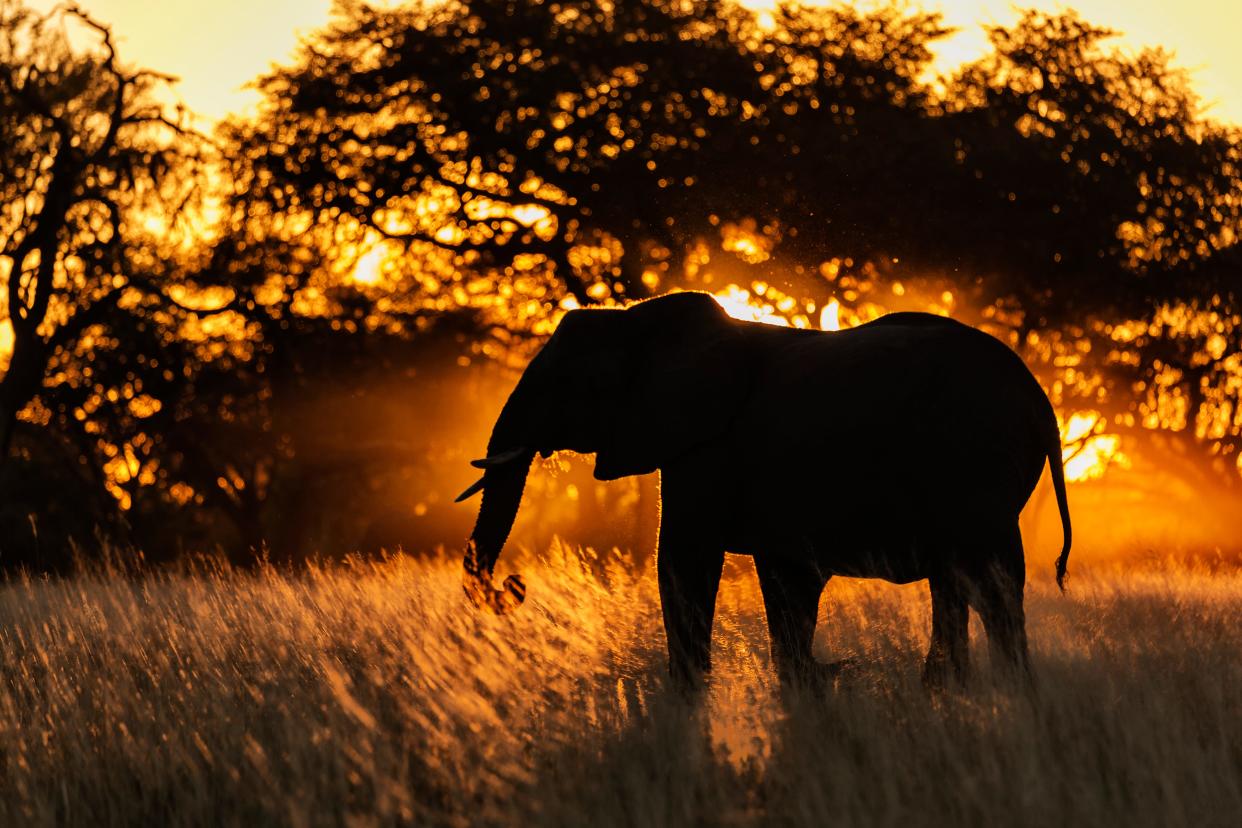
[1,543,1238,827]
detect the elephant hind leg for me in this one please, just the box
[922,574,970,690]
[755,556,830,686]
[968,524,1033,685]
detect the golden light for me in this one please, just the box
[1061,411,1128,482]
[23,0,1242,128]
[710,282,834,331]
[0,320,12,372]
[351,245,386,286]
[712,284,791,327]
[720,220,773,265]
[510,204,550,226]
[819,299,841,332]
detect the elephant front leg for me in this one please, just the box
[657,527,725,693]
[755,556,832,687]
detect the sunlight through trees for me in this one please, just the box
[1,0,1240,566]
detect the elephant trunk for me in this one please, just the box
[462,382,540,613]
[464,456,533,612]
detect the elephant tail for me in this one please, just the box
[1047,421,1073,591]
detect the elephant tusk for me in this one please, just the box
[469,446,530,469]
[455,475,487,503]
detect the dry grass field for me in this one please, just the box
[1,543,1239,827]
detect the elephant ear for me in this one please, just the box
[594,293,755,481]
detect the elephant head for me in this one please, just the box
[458,292,754,612]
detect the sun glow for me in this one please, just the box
[819,299,841,332]
[712,285,794,327]
[1062,411,1128,482]
[350,245,387,286]
[710,282,822,330]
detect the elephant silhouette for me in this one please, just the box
[458,292,1071,690]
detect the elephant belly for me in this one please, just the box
[814,534,930,584]
[728,516,932,584]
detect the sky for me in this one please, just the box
[25,0,1242,125]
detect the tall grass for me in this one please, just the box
[1,543,1238,827]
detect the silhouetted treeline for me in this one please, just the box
[1,0,1239,570]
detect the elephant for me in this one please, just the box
[457,292,1071,690]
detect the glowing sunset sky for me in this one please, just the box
[26,1,1242,125]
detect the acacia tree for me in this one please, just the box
[225,0,949,311]
[937,12,1242,490]
[0,2,219,564]
[0,2,216,446]
[939,11,1240,318]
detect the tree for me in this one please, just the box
[229,0,865,310]
[0,2,213,565]
[939,12,1242,491]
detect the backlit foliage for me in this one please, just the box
[2,0,1241,563]
[223,0,1242,492]
[0,2,217,551]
